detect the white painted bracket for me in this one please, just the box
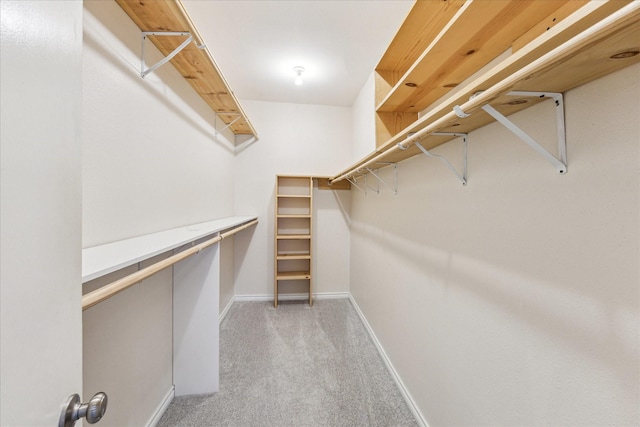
[141,31,194,79]
[366,163,398,195]
[362,171,380,195]
[415,133,468,186]
[346,176,366,195]
[482,91,567,174]
[214,112,242,137]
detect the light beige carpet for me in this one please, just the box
[158,299,418,427]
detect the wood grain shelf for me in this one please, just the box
[274,176,313,307]
[276,271,311,281]
[114,0,257,137]
[333,0,640,182]
[277,254,311,260]
[276,234,311,240]
[376,0,574,114]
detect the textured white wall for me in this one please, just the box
[82,1,239,424]
[0,1,83,425]
[351,72,377,163]
[82,0,236,248]
[349,64,639,426]
[234,100,352,298]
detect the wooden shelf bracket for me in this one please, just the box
[476,91,568,174]
[412,133,468,186]
[141,31,197,78]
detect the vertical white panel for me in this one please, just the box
[173,244,220,396]
[0,1,83,425]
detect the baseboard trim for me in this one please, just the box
[348,295,428,427]
[234,291,349,302]
[146,385,175,427]
[219,297,235,324]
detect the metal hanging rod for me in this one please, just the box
[140,31,208,78]
[413,133,468,186]
[82,219,258,311]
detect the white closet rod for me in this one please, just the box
[82,219,258,311]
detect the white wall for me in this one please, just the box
[349,63,639,426]
[82,1,239,424]
[1,1,83,425]
[351,72,377,163]
[83,0,236,248]
[234,100,352,298]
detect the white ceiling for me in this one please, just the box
[182,0,414,107]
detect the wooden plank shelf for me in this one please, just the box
[114,0,257,137]
[277,214,312,218]
[276,271,311,281]
[332,0,640,183]
[376,0,573,114]
[276,234,311,240]
[276,194,312,198]
[276,254,311,260]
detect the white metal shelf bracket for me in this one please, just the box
[415,133,468,186]
[362,171,380,195]
[214,112,242,137]
[366,163,398,195]
[346,176,365,194]
[141,32,193,79]
[481,91,567,174]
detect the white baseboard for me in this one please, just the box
[219,297,235,324]
[146,385,175,427]
[348,295,428,427]
[234,291,349,302]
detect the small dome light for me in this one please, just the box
[293,66,305,86]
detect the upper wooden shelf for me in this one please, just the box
[375,0,580,114]
[332,0,640,183]
[115,0,257,137]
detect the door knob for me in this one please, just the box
[59,392,108,427]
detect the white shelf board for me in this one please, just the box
[83,215,257,283]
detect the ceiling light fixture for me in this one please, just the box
[293,66,305,86]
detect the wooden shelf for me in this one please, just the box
[114,0,257,137]
[276,271,311,281]
[82,215,257,283]
[274,176,313,307]
[276,234,311,240]
[376,1,575,114]
[333,0,640,182]
[277,253,311,260]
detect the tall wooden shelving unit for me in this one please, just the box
[274,176,313,308]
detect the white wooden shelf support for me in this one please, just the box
[411,132,468,186]
[141,31,196,78]
[480,91,568,174]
